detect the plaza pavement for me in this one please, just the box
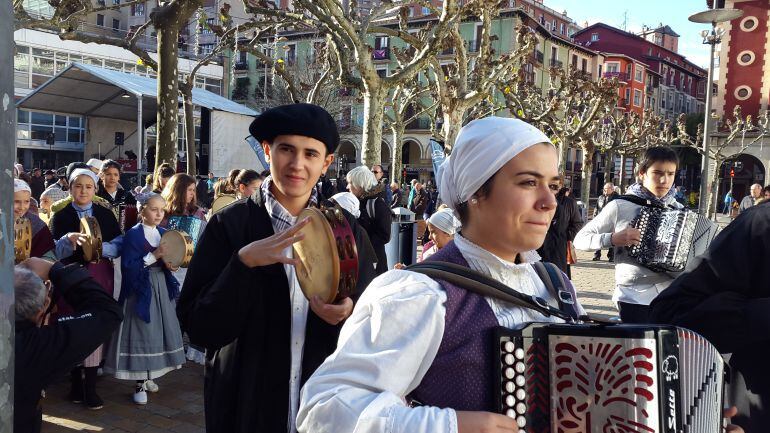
[40,248,619,432]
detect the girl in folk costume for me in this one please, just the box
[234,169,263,199]
[151,163,175,194]
[160,173,207,364]
[50,168,122,410]
[104,193,185,405]
[297,117,588,433]
[97,159,137,219]
[419,207,460,262]
[14,179,56,261]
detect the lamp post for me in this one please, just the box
[688,7,743,215]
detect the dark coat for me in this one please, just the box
[96,185,136,207]
[595,191,618,217]
[390,188,403,209]
[537,194,583,277]
[15,262,123,433]
[176,188,377,433]
[411,187,429,215]
[28,175,46,201]
[649,202,770,433]
[50,202,121,264]
[358,185,393,275]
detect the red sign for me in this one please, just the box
[117,159,138,173]
[730,168,735,178]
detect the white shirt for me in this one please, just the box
[296,235,585,433]
[142,224,161,266]
[267,203,309,433]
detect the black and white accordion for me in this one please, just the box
[629,207,718,272]
[495,323,726,433]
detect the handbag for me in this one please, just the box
[566,241,577,265]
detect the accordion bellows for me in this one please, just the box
[629,208,718,272]
[495,323,725,433]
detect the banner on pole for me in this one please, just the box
[429,138,446,188]
[245,135,269,170]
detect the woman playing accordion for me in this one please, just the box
[297,118,586,433]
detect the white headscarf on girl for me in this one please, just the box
[437,117,553,263]
[330,192,361,219]
[427,208,460,236]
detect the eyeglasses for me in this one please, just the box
[372,170,381,174]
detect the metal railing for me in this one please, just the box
[603,71,630,82]
[550,59,563,68]
[406,117,432,130]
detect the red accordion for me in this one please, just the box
[495,323,725,433]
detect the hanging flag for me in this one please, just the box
[245,135,269,170]
[429,138,446,188]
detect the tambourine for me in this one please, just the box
[79,216,103,263]
[14,217,32,264]
[207,194,237,219]
[159,230,194,268]
[292,206,359,304]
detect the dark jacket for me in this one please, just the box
[537,194,583,276]
[96,185,136,207]
[649,202,770,433]
[358,184,393,275]
[410,187,429,215]
[176,188,376,433]
[15,262,123,433]
[28,175,46,201]
[595,191,618,217]
[390,188,403,209]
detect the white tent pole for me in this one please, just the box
[137,96,143,185]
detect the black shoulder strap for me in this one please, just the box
[532,262,580,320]
[615,194,665,208]
[405,261,574,322]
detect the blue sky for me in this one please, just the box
[549,0,713,68]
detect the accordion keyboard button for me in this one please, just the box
[515,388,526,400]
[503,341,515,353]
[516,402,526,415]
[505,395,515,407]
[505,381,515,393]
[506,409,516,418]
[515,375,525,387]
[503,354,515,365]
[514,348,525,359]
[504,368,515,379]
[514,362,526,373]
[517,416,526,428]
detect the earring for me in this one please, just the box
[470,198,478,205]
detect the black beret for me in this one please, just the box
[249,103,340,154]
[66,162,89,180]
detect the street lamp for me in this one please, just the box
[688,7,743,214]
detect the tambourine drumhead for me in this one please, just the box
[293,208,340,304]
[80,216,103,263]
[210,195,237,216]
[160,230,194,268]
[14,217,32,264]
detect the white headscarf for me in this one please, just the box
[14,179,31,194]
[331,192,361,219]
[428,208,460,236]
[68,168,99,185]
[438,117,552,211]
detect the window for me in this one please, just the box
[740,16,758,32]
[284,44,296,64]
[96,14,104,26]
[735,86,751,100]
[199,44,215,56]
[14,45,30,89]
[560,23,565,35]
[201,18,215,35]
[634,65,643,82]
[633,89,642,106]
[625,88,631,104]
[581,58,588,72]
[17,110,85,144]
[132,3,144,16]
[571,54,578,67]
[590,33,599,42]
[375,36,389,49]
[376,67,388,78]
[113,0,120,4]
[605,62,619,73]
[112,19,120,30]
[31,48,54,88]
[552,19,557,31]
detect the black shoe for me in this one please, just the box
[608,258,614,263]
[69,368,84,404]
[85,392,104,410]
[592,257,600,261]
[84,367,103,410]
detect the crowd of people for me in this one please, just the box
[12,102,767,433]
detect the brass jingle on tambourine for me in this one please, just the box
[333,208,345,225]
[344,235,355,259]
[336,237,345,259]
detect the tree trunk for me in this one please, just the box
[558,139,570,172]
[580,144,595,206]
[619,153,627,189]
[154,23,180,169]
[391,125,404,185]
[707,158,721,219]
[604,151,614,184]
[182,87,196,175]
[361,85,387,166]
[441,110,464,154]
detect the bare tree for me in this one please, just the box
[504,67,620,203]
[292,0,461,165]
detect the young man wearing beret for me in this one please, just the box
[177,103,376,433]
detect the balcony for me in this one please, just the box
[406,117,432,130]
[534,50,544,64]
[575,70,592,80]
[549,59,563,69]
[603,71,630,82]
[617,98,629,107]
[372,48,390,61]
[234,61,248,71]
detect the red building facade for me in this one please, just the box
[573,23,707,120]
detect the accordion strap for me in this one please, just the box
[406,261,575,322]
[616,194,677,210]
[531,262,581,321]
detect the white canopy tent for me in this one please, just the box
[17,62,264,176]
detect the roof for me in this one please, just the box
[653,25,680,37]
[16,62,256,124]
